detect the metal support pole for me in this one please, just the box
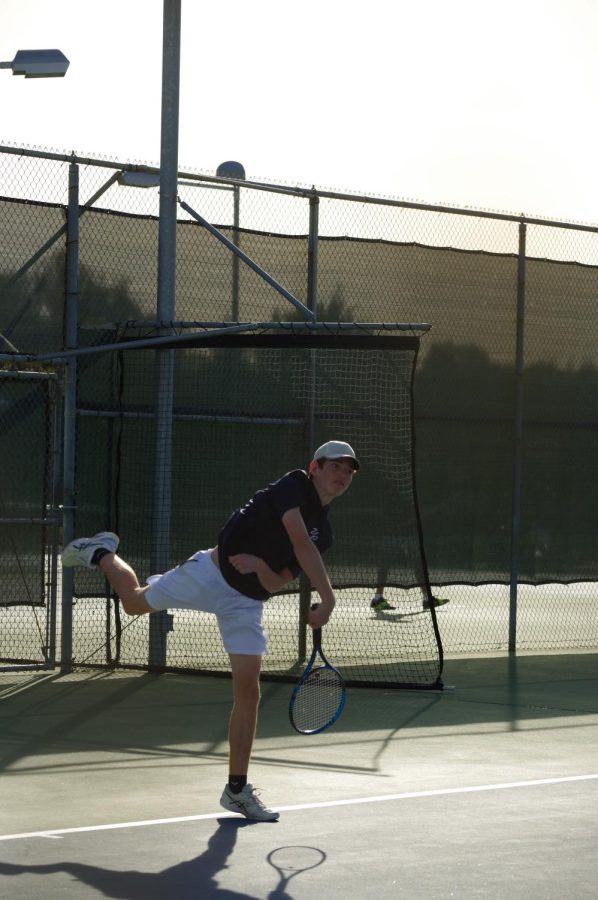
[509,222,527,654]
[149,0,181,667]
[305,194,320,446]
[298,194,320,659]
[47,372,63,668]
[232,186,240,320]
[157,0,180,318]
[307,193,319,317]
[60,161,80,673]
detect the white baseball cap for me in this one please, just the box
[313,440,360,469]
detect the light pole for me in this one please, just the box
[147,0,182,668]
[0,49,69,77]
[216,161,245,321]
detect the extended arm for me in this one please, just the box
[281,507,335,628]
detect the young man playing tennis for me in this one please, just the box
[62,440,359,822]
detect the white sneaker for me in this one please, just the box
[62,532,120,569]
[219,783,279,821]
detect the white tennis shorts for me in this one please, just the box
[144,548,267,656]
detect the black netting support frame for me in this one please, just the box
[71,329,444,689]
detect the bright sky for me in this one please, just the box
[2,0,598,224]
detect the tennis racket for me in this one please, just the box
[289,605,346,734]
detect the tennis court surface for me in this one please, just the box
[1,652,597,899]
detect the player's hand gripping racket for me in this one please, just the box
[289,604,347,734]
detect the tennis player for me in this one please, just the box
[62,440,359,822]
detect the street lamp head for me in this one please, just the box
[4,49,70,78]
[216,161,246,181]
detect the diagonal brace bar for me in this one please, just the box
[178,198,315,321]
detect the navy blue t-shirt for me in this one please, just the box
[218,469,333,601]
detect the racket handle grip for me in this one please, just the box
[310,604,323,646]
[310,603,323,628]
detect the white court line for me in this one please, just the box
[1,773,597,842]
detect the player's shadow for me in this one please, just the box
[0,818,262,900]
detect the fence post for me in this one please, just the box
[47,371,63,668]
[307,192,319,317]
[509,221,527,653]
[298,193,321,658]
[60,161,79,673]
[232,183,241,320]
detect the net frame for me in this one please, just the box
[64,324,444,689]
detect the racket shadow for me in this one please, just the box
[266,845,326,899]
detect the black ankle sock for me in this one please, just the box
[91,548,111,566]
[228,775,247,794]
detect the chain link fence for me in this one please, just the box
[0,362,62,669]
[1,142,597,666]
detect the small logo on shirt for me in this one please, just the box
[310,527,319,543]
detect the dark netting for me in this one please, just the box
[70,332,444,688]
[0,198,66,355]
[0,366,60,668]
[2,189,598,658]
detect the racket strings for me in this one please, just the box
[292,666,344,733]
